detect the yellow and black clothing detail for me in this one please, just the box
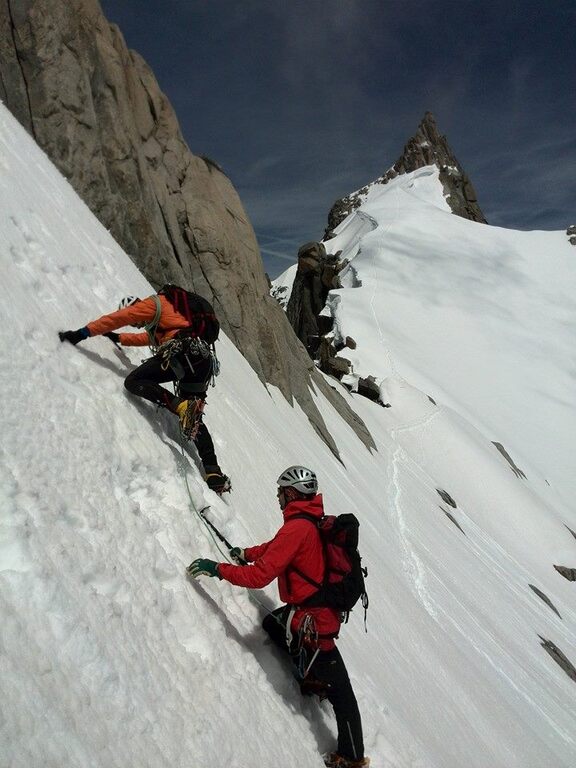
[124,350,218,468]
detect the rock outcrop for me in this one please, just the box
[286,241,345,354]
[326,112,487,235]
[538,636,576,683]
[0,0,375,456]
[284,242,368,386]
[553,565,576,582]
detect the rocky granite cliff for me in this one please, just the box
[0,0,375,455]
[326,112,486,235]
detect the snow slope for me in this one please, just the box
[275,167,576,513]
[1,104,576,768]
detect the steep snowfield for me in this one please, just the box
[1,103,576,768]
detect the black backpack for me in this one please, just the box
[291,513,368,623]
[159,284,220,344]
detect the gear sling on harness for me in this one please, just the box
[144,289,220,391]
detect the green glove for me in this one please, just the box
[187,558,221,579]
[230,547,246,564]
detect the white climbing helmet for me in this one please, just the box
[118,296,139,310]
[277,465,318,495]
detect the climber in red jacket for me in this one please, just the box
[187,466,369,768]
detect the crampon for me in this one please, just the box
[177,398,205,440]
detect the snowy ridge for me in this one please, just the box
[275,165,576,510]
[2,104,576,768]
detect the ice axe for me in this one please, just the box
[198,506,247,564]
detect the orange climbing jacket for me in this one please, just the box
[86,295,189,347]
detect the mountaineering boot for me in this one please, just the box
[323,754,370,768]
[204,465,231,495]
[176,398,204,439]
[205,471,231,495]
[299,674,331,701]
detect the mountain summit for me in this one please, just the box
[327,112,486,234]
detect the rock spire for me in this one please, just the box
[327,112,486,234]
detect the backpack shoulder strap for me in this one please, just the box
[288,513,320,525]
[285,513,324,591]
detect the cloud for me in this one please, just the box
[259,246,299,263]
[270,1,376,87]
[243,154,287,182]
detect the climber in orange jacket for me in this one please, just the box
[84,294,190,347]
[59,287,230,494]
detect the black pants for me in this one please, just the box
[124,351,219,469]
[263,608,365,761]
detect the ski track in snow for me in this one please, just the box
[387,442,437,619]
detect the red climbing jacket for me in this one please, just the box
[218,494,341,649]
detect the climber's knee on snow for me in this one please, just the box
[124,370,141,395]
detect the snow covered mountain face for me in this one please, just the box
[2,100,576,768]
[275,146,576,513]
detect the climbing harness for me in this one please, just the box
[142,294,220,389]
[157,335,220,390]
[158,336,211,370]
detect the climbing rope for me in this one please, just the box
[144,295,162,350]
[176,431,296,635]
[177,430,232,563]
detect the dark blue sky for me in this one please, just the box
[100,0,576,278]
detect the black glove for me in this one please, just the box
[230,547,247,565]
[103,331,121,345]
[59,327,90,345]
